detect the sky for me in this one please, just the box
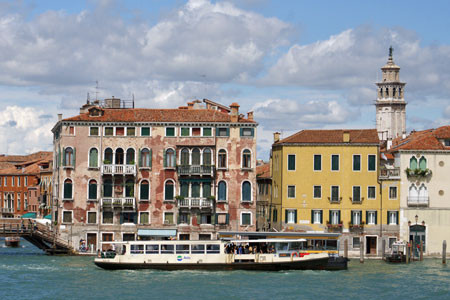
[1,0,450,159]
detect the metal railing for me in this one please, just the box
[178,197,213,209]
[407,196,429,206]
[177,165,215,176]
[101,197,136,210]
[101,164,136,175]
[380,167,401,179]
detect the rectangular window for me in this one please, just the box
[63,211,72,223]
[314,154,322,171]
[352,186,361,202]
[25,177,27,186]
[105,127,114,136]
[12,177,15,186]
[192,128,201,136]
[287,155,296,171]
[389,237,397,248]
[69,126,75,135]
[166,127,175,137]
[121,213,137,224]
[217,214,228,225]
[140,212,149,224]
[353,237,360,249]
[201,214,211,225]
[330,210,340,225]
[353,155,361,171]
[216,127,229,137]
[102,211,113,224]
[367,211,377,225]
[87,212,97,224]
[312,210,322,224]
[313,186,322,199]
[116,127,125,136]
[164,212,174,225]
[351,210,361,225]
[90,127,99,136]
[331,186,339,202]
[18,177,21,187]
[181,127,190,136]
[241,128,254,137]
[141,127,150,136]
[17,193,20,210]
[203,127,212,136]
[331,155,339,171]
[368,155,376,171]
[389,187,397,199]
[287,185,296,198]
[4,177,6,186]
[241,212,251,225]
[388,211,398,225]
[367,186,376,199]
[286,209,297,224]
[127,127,135,136]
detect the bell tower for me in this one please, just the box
[375,47,407,141]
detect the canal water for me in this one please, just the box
[1,239,449,300]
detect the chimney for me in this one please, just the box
[57,114,62,121]
[343,131,350,143]
[387,138,393,150]
[230,102,240,122]
[187,102,194,109]
[247,111,254,121]
[273,132,280,143]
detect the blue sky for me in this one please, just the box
[1,0,450,158]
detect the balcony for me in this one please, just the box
[327,223,343,233]
[328,197,342,204]
[101,164,136,175]
[101,197,136,210]
[177,165,215,176]
[380,167,400,179]
[1,207,14,214]
[178,197,213,209]
[350,197,364,204]
[407,196,429,207]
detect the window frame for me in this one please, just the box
[331,185,340,202]
[241,149,252,169]
[313,154,322,171]
[367,211,377,225]
[241,181,252,202]
[352,186,361,202]
[141,127,151,137]
[217,180,227,202]
[89,126,100,136]
[287,185,296,199]
[63,178,73,200]
[331,154,340,171]
[368,154,376,172]
[240,211,252,226]
[87,179,98,201]
[139,180,150,201]
[88,147,99,168]
[62,210,73,224]
[164,179,175,202]
[388,211,398,225]
[164,212,175,225]
[165,127,176,137]
[389,186,398,199]
[139,212,150,225]
[87,211,97,224]
[313,185,322,199]
[287,154,296,171]
[367,186,376,200]
[353,154,361,172]
[102,211,114,225]
[312,210,322,224]
[217,149,228,169]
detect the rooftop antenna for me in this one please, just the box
[95,80,104,101]
[132,93,135,108]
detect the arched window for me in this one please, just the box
[64,147,74,167]
[63,179,73,199]
[218,181,227,201]
[385,87,389,97]
[88,179,97,200]
[104,148,113,165]
[165,149,176,168]
[192,148,201,165]
[218,149,227,169]
[165,180,174,200]
[181,148,189,165]
[140,148,151,168]
[419,184,428,199]
[242,149,251,169]
[242,181,251,202]
[408,184,418,201]
[393,87,396,97]
[410,157,418,169]
[103,179,113,197]
[203,148,212,165]
[125,179,134,197]
[140,180,149,200]
[419,157,427,170]
[89,148,98,168]
[115,148,124,165]
[126,148,135,165]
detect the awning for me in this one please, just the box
[44,214,52,220]
[138,229,177,237]
[21,212,37,219]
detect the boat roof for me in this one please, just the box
[218,231,341,238]
[228,239,307,243]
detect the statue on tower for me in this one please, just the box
[389,46,393,58]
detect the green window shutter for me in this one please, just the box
[163,151,167,168]
[149,149,152,167]
[72,147,76,167]
[215,128,219,136]
[212,214,217,225]
[138,149,142,167]
[410,157,417,169]
[368,155,376,171]
[89,183,97,199]
[120,213,124,224]
[202,183,211,198]
[226,213,230,224]
[314,155,321,170]
[329,210,331,224]
[320,210,323,224]
[285,210,288,223]
[294,210,297,224]
[250,128,254,137]
[140,183,149,200]
[375,211,378,225]
[240,128,243,136]
[338,210,341,224]
[351,211,354,225]
[419,157,427,170]
[62,147,66,166]
[226,128,230,136]
[366,211,368,224]
[177,214,181,224]
[396,211,399,225]
[133,213,137,224]
[354,155,361,171]
[311,210,314,223]
[187,213,191,224]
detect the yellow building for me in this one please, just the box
[271,129,400,256]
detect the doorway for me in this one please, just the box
[366,236,377,255]
[86,233,97,252]
[409,225,426,258]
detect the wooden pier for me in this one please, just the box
[0,219,73,255]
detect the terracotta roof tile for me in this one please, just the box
[391,126,450,151]
[276,129,379,145]
[256,163,270,178]
[63,108,255,124]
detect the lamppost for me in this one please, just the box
[414,214,419,258]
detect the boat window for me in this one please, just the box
[206,244,220,254]
[276,243,289,252]
[326,240,338,250]
[191,244,205,254]
[161,245,174,254]
[176,244,190,254]
[314,240,324,250]
[130,244,144,254]
[288,242,304,251]
[145,244,159,254]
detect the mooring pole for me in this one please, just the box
[406,243,409,264]
[360,238,364,263]
[344,239,348,259]
[443,240,447,264]
[420,241,423,261]
[382,239,386,261]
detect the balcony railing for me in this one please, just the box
[101,164,136,175]
[407,196,429,207]
[177,165,215,176]
[328,197,342,204]
[1,207,14,213]
[101,197,136,210]
[380,167,400,179]
[350,197,364,204]
[178,197,213,209]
